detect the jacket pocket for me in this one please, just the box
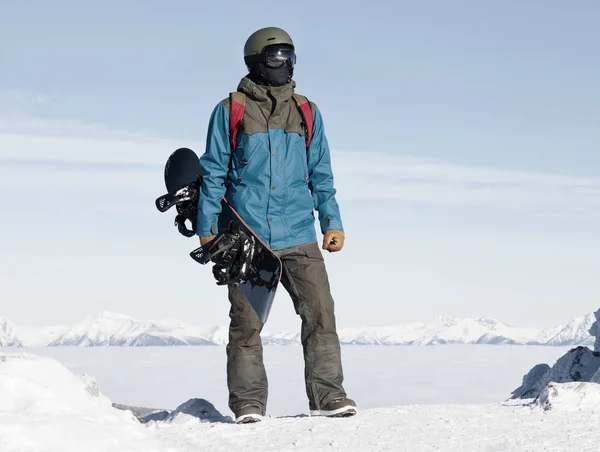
[231,133,250,183]
[301,242,324,261]
[295,135,309,176]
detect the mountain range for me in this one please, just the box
[0,310,596,347]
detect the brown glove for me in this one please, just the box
[199,236,216,246]
[322,230,345,253]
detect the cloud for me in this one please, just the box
[0,116,160,142]
[1,115,599,213]
[7,90,55,105]
[333,152,600,210]
[0,117,199,166]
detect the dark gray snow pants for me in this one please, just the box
[226,241,347,415]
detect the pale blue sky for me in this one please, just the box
[2,0,599,172]
[1,1,599,330]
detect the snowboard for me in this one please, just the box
[155,147,281,324]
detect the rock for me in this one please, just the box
[511,363,551,399]
[142,409,171,422]
[511,346,600,399]
[166,398,230,423]
[113,398,230,424]
[112,403,170,423]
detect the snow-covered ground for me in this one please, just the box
[0,354,168,452]
[2,351,600,452]
[154,402,600,452]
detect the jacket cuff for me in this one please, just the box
[320,216,344,234]
[196,220,219,237]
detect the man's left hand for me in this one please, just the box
[322,230,345,253]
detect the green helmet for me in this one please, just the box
[244,27,294,60]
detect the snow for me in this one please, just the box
[2,351,600,451]
[335,314,570,345]
[4,310,598,347]
[536,381,600,412]
[589,308,600,352]
[0,318,21,347]
[153,403,600,452]
[0,353,172,452]
[545,312,596,346]
[18,325,67,347]
[49,311,215,346]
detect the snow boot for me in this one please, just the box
[235,405,263,424]
[310,397,357,417]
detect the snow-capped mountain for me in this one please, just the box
[19,325,69,347]
[49,311,215,346]
[0,318,21,347]
[48,313,300,347]
[545,313,595,346]
[265,330,301,343]
[185,325,229,346]
[1,310,598,347]
[335,315,553,346]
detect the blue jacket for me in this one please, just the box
[196,77,343,251]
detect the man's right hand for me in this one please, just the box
[200,236,216,246]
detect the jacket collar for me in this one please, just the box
[237,76,295,104]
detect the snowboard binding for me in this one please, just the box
[155,179,199,237]
[189,222,261,286]
[155,176,265,286]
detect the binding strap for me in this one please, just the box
[292,94,313,148]
[229,92,246,150]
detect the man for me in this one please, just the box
[196,26,356,424]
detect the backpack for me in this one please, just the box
[228,91,314,151]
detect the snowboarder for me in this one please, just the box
[197,26,356,424]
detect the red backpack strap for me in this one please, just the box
[292,94,313,149]
[229,92,246,150]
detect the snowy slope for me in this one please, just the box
[2,310,598,347]
[546,313,595,346]
[335,315,555,345]
[0,318,21,347]
[49,311,215,346]
[2,352,600,452]
[182,324,229,345]
[18,325,68,347]
[0,353,172,452]
[155,401,600,452]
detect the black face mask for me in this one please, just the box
[248,61,293,87]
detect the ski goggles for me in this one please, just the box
[245,47,296,68]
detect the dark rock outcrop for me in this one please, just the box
[511,346,600,399]
[113,398,230,424]
[511,363,551,399]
